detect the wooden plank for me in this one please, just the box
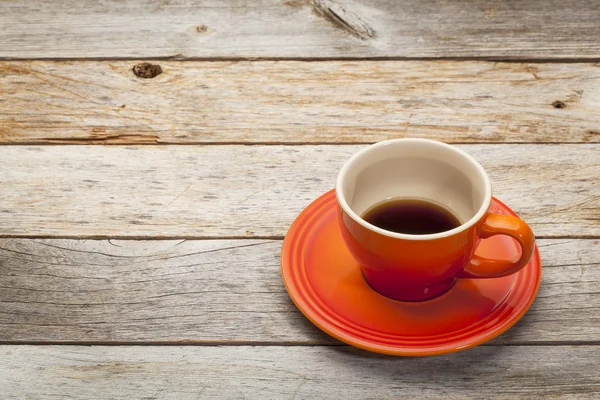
[2,345,600,399]
[0,145,597,238]
[2,0,600,59]
[0,238,598,343]
[1,61,599,144]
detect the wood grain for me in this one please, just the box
[0,145,598,238]
[2,0,600,59]
[1,61,599,144]
[2,345,600,399]
[0,238,598,344]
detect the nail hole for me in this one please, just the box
[132,63,163,79]
[188,24,212,35]
[552,101,566,109]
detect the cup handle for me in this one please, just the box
[456,214,536,279]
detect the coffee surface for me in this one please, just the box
[362,199,461,235]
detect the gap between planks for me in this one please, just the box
[0,141,597,146]
[0,235,598,240]
[2,57,600,62]
[1,341,600,347]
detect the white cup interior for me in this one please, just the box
[336,139,492,239]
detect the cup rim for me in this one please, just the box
[335,139,492,241]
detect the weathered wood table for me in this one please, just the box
[1,0,599,398]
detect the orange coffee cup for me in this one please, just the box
[336,139,535,302]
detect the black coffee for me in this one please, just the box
[362,199,461,235]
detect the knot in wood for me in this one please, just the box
[132,63,163,79]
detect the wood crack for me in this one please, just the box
[313,0,374,40]
[33,134,160,145]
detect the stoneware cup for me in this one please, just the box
[336,138,535,302]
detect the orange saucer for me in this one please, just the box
[281,190,541,356]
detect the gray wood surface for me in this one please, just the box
[2,1,600,396]
[1,61,599,144]
[0,144,597,238]
[2,345,600,399]
[1,0,600,59]
[0,238,597,344]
